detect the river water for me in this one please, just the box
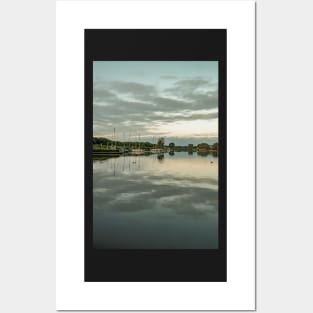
[93,152,218,249]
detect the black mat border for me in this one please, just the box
[84,29,227,282]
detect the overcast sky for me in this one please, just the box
[93,61,218,146]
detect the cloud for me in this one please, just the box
[93,88,116,101]
[94,169,218,217]
[173,78,212,88]
[165,78,216,93]
[93,76,218,140]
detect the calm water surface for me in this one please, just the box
[93,152,218,249]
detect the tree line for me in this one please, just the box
[93,137,218,151]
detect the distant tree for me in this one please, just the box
[211,142,218,151]
[157,137,165,148]
[169,142,175,149]
[93,137,114,146]
[197,143,209,150]
[188,144,193,150]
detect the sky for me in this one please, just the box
[93,61,218,146]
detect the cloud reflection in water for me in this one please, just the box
[93,152,218,249]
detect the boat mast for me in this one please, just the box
[114,127,116,149]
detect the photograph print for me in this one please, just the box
[85,30,226,282]
[93,61,219,249]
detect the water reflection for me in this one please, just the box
[93,152,218,249]
[197,151,210,157]
[157,154,164,162]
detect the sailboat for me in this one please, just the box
[150,137,165,154]
[130,133,146,155]
[93,128,123,157]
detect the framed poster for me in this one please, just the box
[57,1,255,310]
[85,30,227,282]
